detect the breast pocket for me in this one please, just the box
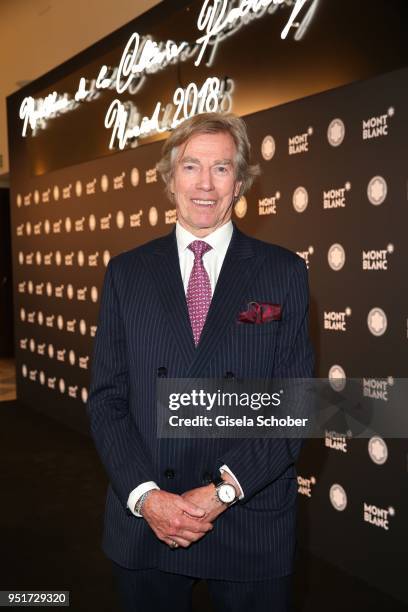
[234,320,280,336]
[230,321,279,377]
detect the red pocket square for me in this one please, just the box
[238,302,282,324]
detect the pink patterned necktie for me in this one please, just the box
[187,240,213,346]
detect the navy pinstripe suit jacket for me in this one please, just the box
[88,225,314,581]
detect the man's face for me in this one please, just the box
[170,131,242,237]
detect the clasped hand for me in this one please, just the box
[142,485,226,549]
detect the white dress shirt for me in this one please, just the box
[127,220,244,517]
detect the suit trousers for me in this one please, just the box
[112,562,292,612]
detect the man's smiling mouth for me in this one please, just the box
[191,199,216,207]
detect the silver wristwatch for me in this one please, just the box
[212,475,238,506]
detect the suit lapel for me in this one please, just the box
[142,226,266,375]
[187,226,265,378]
[142,230,196,367]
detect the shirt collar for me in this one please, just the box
[176,221,233,256]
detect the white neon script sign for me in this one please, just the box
[105,77,234,150]
[195,0,320,66]
[19,92,77,137]
[18,0,319,141]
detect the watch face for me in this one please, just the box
[219,483,236,504]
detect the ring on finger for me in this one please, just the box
[170,540,179,549]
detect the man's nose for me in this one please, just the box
[196,167,214,190]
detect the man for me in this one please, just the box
[88,113,314,611]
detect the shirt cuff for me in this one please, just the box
[127,482,160,517]
[219,465,244,500]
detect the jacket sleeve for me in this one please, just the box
[87,260,156,509]
[216,256,314,502]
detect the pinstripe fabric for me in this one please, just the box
[87,225,314,581]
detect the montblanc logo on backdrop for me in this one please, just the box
[16,194,22,207]
[8,249,114,269]
[130,210,143,227]
[367,307,387,336]
[261,135,275,161]
[114,172,126,190]
[234,196,247,219]
[34,190,40,204]
[103,250,111,267]
[323,182,351,209]
[327,118,345,147]
[292,187,308,213]
[88,214,97,231]
[64,252,74,266]
[327,243,346,271]
[362,107,394,140]
[297,475,316,498]
[165,209,177,224]
[116,211,125,229]
[368,436,388,465]
[53,220,62,233]
[363,377,393,402]
[258,192,280,215]
[367,176,387,205]
[42,188,50,203]
[63,183,72,199]
[86,178,97,195]
[22,362,89,404]
[146,168,158,183]
[88,251,99,266]
[328,365,346,392]
[149,206,158,226]
[100,174,109,192]
[53,185,60,201]
[364,503,395,531]
[296,246,314,269]
[75,180,82,197]
[362,244,394,270]
[75,217,85,232]
[288,127,313,155]
[130,167,140,187]
[324,308,352,332]
[329,483,347,511]
[325,430,350,453]
[100,214,111,230]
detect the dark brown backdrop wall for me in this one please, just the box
[6,0,408,605]
[0,188,13,358]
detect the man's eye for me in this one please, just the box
[183,164,196,171]
[215,166,228,174]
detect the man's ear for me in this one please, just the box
[234,182,242,198]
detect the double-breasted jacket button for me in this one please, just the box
[224,371,235,379]
[157,367,168,378]
[164,468,175,479]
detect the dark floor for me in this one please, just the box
[1,400,406,612]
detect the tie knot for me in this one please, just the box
[188,240,212,260]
